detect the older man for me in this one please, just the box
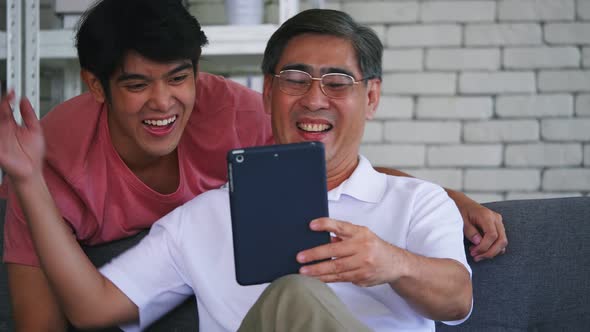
[0,9,472,331]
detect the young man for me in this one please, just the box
[0,9,472,331]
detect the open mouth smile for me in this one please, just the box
[297,122,333,133]
[142,115,177,127]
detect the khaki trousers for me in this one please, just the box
[238,274,372,332]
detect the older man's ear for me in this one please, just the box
[263,74,274,115]
[365,79,381,120]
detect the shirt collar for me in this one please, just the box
[327,155,387,203]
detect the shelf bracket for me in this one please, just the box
[25,0,41,115]
[6,0,22,123]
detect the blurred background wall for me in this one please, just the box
[5,0,590,202]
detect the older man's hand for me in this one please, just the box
[296,218,404,287]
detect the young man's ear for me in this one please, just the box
[81,69,106,104]
[262,74,274,115]
[365,78,381,120]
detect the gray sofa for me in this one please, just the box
[1,197,590,331]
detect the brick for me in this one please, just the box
[464,193,504,203]
[584,47,590,68]
[426,48,500,71]
[496,94,574,118]
[383,73,456,95]
[539,70,590,92]
[369,25,386,43]
[427,145,503,166]
[506,192,582,200]
[464,120,539,142]
[383,49,423,71]
[360,145,425,167]
[543,169,590,191]
[505,143,583,166]
[498,0,575,21]
[585,145,590,165]
[384,121,461,143]
[375,96,414,119]
[386,25,461,47]
[465,24,542,46]
[362,121,383,143]
[580,0,590,20]
[401,169,463,189]
[576,94,590,116]
[545,23,590,45]
[541,119,590,140]
[420,1,495,22]
[417,97,493,119]
[343,1,418,24]
[465,169,541,191]
[504,47,580,69]
[460,72,535,94]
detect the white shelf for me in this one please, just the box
[39,24,279,59]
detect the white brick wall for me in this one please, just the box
[496,95,574,118]
[543,169,590,191]
[539,70,590,92]
[464,120,539,142]
[465,24,542,45]
[541,119,590,140]
[465,169,541,191]
[427,48,500,71]
[575,94,590,116]
[185,0,590,199]
[420,1,495,22]
[360,145,425,167]
[384,121,461,143]
[545,23,590,44]
[580,0,590,20]
[503,47,580,69]
[383,49,423,71]
[387,25,461,47]
[505,143,583,166]
[383,73,456,95]
[343,1,418,24]
[427,145,503,166]
[459,72,536,94]
[375,96,414,119]
[584,47,590,67]
[498,0,575,21]
[417,97,493,119]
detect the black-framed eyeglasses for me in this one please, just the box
[273,69,369,99]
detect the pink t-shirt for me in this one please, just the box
[1,72,273,266]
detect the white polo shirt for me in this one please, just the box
[101,155,471,331]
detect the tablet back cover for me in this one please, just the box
[227,142,330,286]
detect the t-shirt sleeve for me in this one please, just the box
[99,206,193,332]
[406,184,472,325]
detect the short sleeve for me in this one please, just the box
[99,206,193,331]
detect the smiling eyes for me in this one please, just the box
[123,73,191,92]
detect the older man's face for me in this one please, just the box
[263,33,380,174]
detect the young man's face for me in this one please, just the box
[263,34,380,173]
[99,52,197,167]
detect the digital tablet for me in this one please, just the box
[227,141,330,286]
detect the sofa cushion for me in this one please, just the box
[437,197,590,331]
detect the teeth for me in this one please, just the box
[143,115,177,127]
[298,123,331,132]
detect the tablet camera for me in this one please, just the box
[236,154,244,163]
